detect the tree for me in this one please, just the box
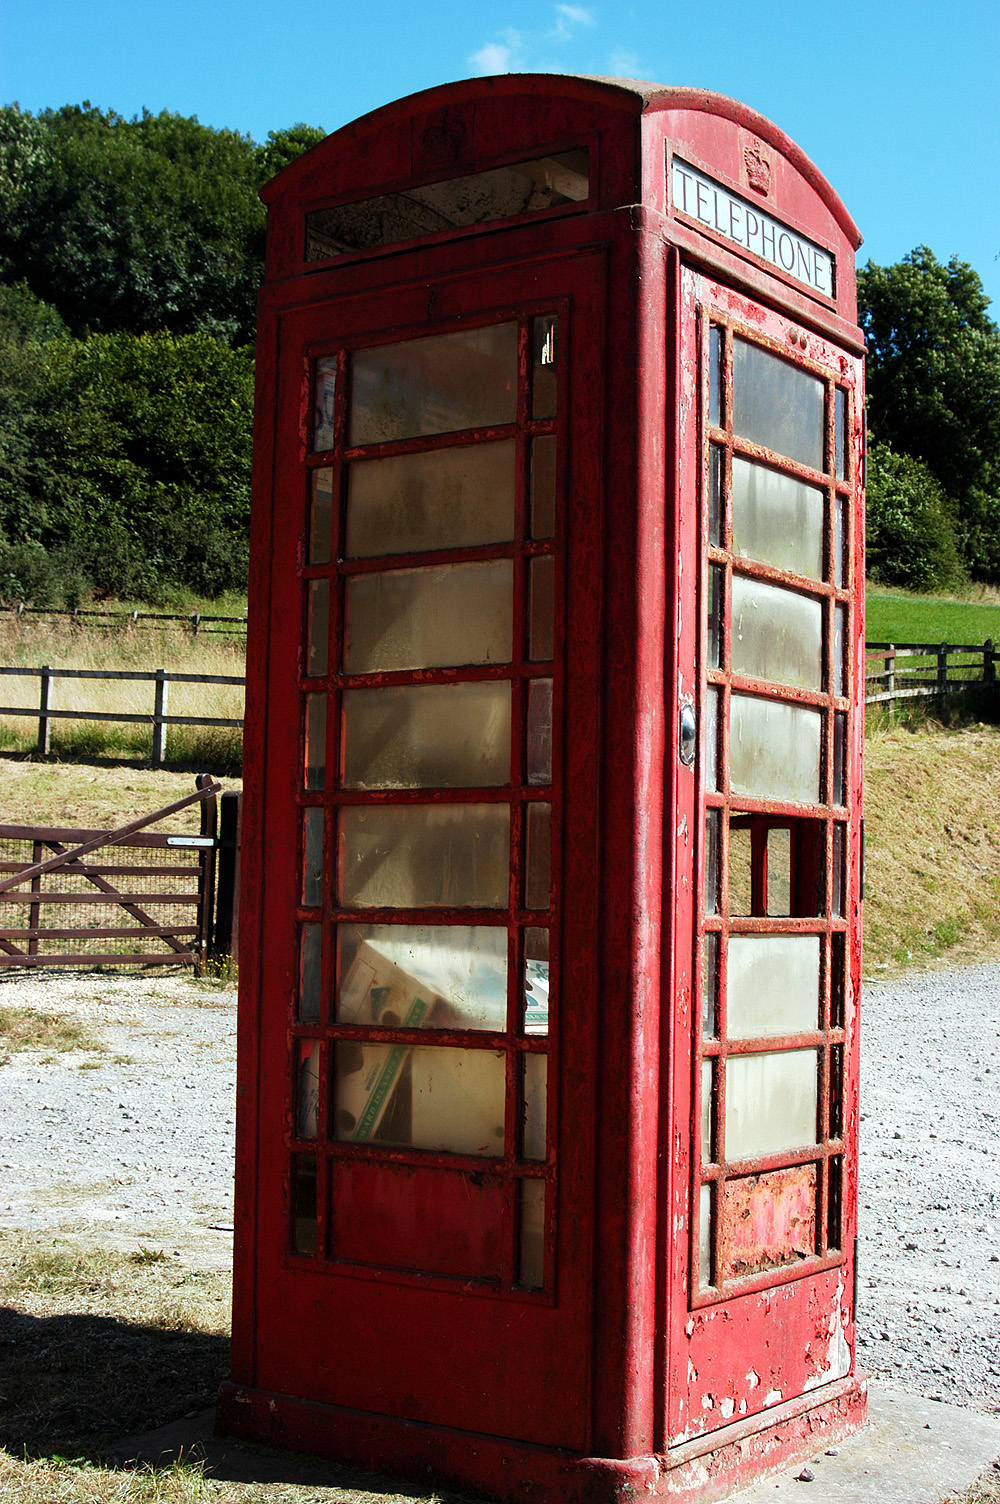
[858,247,1000,580]
[865,442,964,592]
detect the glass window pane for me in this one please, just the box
[709,444,724,547]
[727,935,820,1039]
[297,1041,321,1139]
[732,457,824,580]
[767,827,792,915]
[307,578,330,677]
[708,326,723,428]
[302,807,324,907]
[336,923,507,1032]
[350,324,517,445]
[834,604,847,698]
[339,803,510,909]
[342,681,511,789]
[733,339,824,471]
[834,711,847,807]
[532,316,557,419]
[729,694,822,805]
[311,358,337,452]
[522,1052,547,1160]
[704,686,719,794]
[345,560,513,673]
[834,492,847,588]
[731,576,822,690]
[525,803,551,910]
[701,1059,714,1164]
[524,928,549,1036]
[725,1049,818,1160]
[699,1183,713,1287]
[299,924,322,1022]
[309,468,333,564]
[531,436,557,539]
[346,441,515,558]
[304,693,326,790]
[832,823,845,917]
[529,555,555,662]
[707,564,723,668]
[704,808,720,916]
[519,1177,546,1288]
[835,389,847,480]
[335,1041,506,1156]
[702,933,718,1038]
[526,678,553,786]
[292,1156,317,1254]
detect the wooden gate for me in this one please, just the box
[0,776,221,969]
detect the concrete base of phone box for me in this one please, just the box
[216,1373,867,1502]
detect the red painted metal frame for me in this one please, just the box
[223,73,867,1502]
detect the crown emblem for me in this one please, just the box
[744,143,772,195]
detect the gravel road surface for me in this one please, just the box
[1,961,998,1412]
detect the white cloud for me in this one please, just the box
[469,26,525,74]
[551,3,595,40]
[608,47,641,76]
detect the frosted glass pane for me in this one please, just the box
[336,924,507,1031]
[526,803,551,910]
[705,687,719,793]
[346,441,515,558]
[532,316,557,418]
[531,436,557,538]
[835,389,847,480]
[529,555,555,661]
[297,1041,320,1139]
[699,1183,713,1287]
[708,326,723,428]
[526,678,553,785]
[345,560,513,672]
[733,339,824,471]
[731,576,822,690]
[339,803,510,909]
[709,444,723,546]
[307,578,330,676]
[299,924,322,1022]
[522,1052,547,1160]
[335,1042,506,1156]
[302,807,324,907]
[309,468,333,564]
[834,604,847,697]
[520,1178,546,1288]
[342,681,510,789]
[351,324,517,445]
[701,1059,713,1164]
[730,694,821,804]
[726,1049,818,1160]
[727,935,820,1038]
[732,458,823,580]
[707,565,723,668]
[834,712,847,807]
[304,693,326,790]
[702,933,718,1038]
[311,357,337,452]
[834,493,847,587]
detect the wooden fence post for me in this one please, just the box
[212,790,242,969]
[938,642,949,711]
[885,645,895,712]
[152,669,169,766]
[37,665,52,755]
[985,639,995,687]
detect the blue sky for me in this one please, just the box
[2,0,998,312]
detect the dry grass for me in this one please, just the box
[863,720,1000,971]
[943,1471,1000,1504]
[0,760,236,832]
[0,615,244,772]
[0,1003,102,1058]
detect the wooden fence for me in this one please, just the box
[865,640,997,712]
[0,664,244,765]
[1,602,247,637]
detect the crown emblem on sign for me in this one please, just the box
[744,143,771,195]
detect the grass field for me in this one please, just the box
[866,586,1000,646]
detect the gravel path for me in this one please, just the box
[1,961,999,1411]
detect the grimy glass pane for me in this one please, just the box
[335,1041,507,1156]
[832,823,845,918]
[728,823,752,916]
[704,686,720,794]
[526,678,553,786]
[304,693,326,790]
[731,576,822,690]
[306,150,589,261]
[767,826,792,915]
[524,927,550,1036]
[292,1156,318,1254]
[302,807,324,907]
[531,435,557,539]
[532,315,558,419]
[702,932,718,1038]
[309,468,333,565]
[525,803,551,910]
[307,578,330,677]
[297,1041,320,1139]
[834,492,847,587]
[834,604,847,697]
[345,560,513,673]
[350,323,517,445]
[299,923,322,1022]
[701,1059,713,1164]
[725,1049,818,1160]
[346,441,515,558]
[707,564,723,668]
[729,694,822,804]
[342,681,511,789]
[336,923,508,1032]
[708,326,723,428]
[727,935,820,1038]
[522,1052,547,1160]
[834,711,847,807]
[835,389,847,480]
[529,555,555,662]
[339,803,510,909]
[704,808,720,915]
[732,457,823,579]
[699,1183,713,1287]
[519,1177,546,1288]
[709,444,724,547]
[311,357,337,452]
[733,339,824,471]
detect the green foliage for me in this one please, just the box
[866,441,965,591]
[254,122,327,181]
[859,247,1000,582]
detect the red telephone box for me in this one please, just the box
[218,74,867,1501]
